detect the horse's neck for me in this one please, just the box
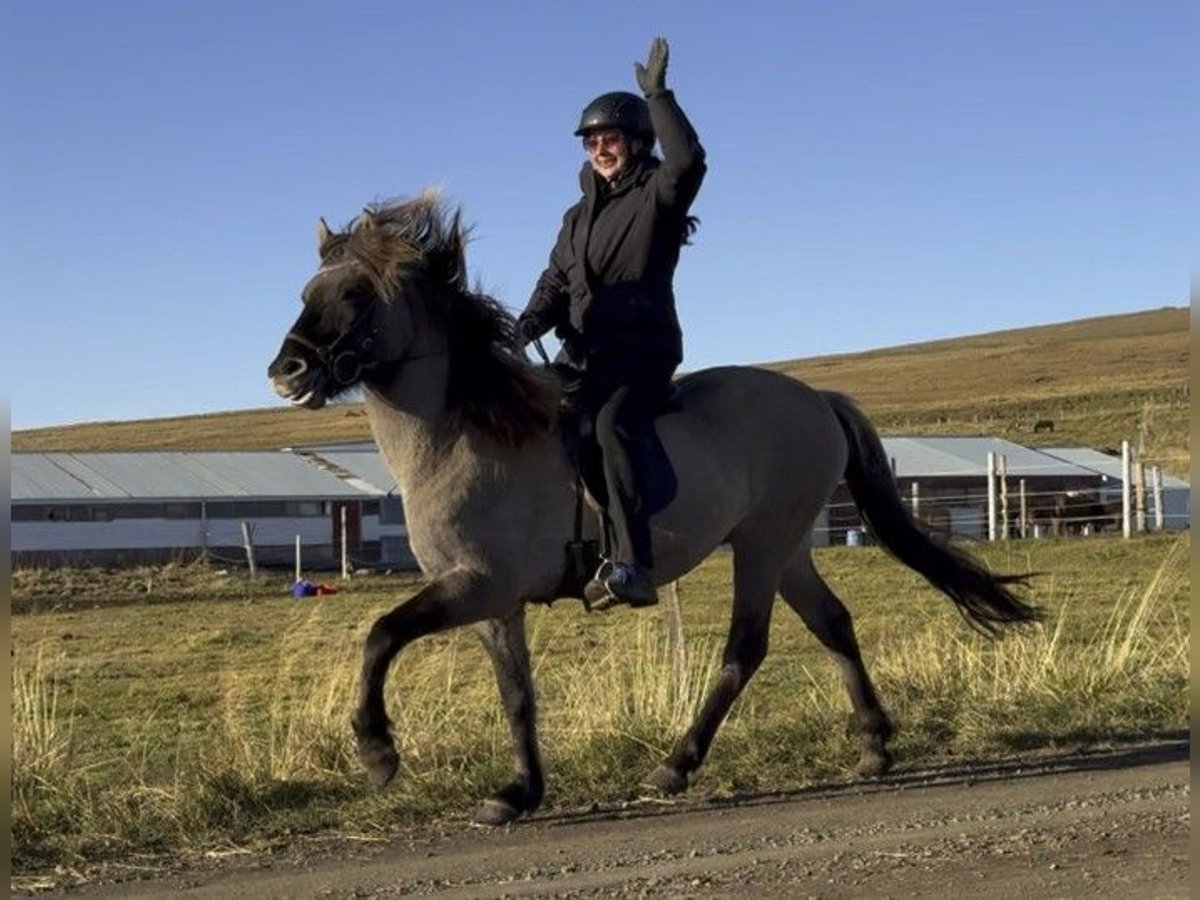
[363,355,457,496]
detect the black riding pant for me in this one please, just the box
[565,356,676,569]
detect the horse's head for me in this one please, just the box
[268,193,466,409]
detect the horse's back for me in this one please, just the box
[651,365,848,571]
[670,365,846,464]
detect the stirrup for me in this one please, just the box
[586,562,658,611]
[582,560,615,611]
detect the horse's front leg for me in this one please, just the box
[472,609,543,825]
[351,568,514,791]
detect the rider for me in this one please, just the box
[515,37,707,608]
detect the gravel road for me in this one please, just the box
[17,739,1189,899]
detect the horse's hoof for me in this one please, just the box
[855,749,894,778]
[358,739,400,789]
[473,797,522,827]
[639,764,688,797]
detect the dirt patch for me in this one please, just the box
[15,740,1188,899]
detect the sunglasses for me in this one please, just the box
[581,132,624,152]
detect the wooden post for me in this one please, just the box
[200,499,209,561]
[987,452,997,541]
[998,454,1009,541]
[1133,462,1146,534]
[661,581,686,709]
[1151,466,1164,531]
[295,535,302,582]
[1121,441,1132,539]
[340,505,350,580]
[1019,478,1028,539]
[240,521,257,579]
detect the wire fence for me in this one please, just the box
[820,441,1184,546]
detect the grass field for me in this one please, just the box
[11,533,1189,880]
[12,307,1188,477]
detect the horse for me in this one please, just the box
[1035,490,1119,536]
[267,192,1040,826]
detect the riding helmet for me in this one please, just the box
[575,91,654,142]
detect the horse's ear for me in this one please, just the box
[359,209,377,233]
[441,211,467,287]
[316,217,333,254]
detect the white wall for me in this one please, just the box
[12,517,331,552]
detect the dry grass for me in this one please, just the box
[10,533,1189,879]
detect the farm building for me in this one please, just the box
[13,436,1182,568]
[1036,446,1190,532]
[11,451,411,568]
[288,443,413,566]
[295,437,1145,546]
[823,436,1117,544]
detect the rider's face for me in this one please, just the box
[582,128,629,182]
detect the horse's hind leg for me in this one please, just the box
[641,544,779,797]
[472,610,544,826]
[778,552,894,776]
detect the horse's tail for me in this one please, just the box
[823,391,1041,636]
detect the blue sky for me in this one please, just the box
[3,1,1189,430]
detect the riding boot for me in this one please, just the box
[584,561,658,610]
[583,489,659,610]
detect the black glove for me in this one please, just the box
[635,36,669,96]
[514,316,539,348]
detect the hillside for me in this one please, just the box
[13,307,1189,476]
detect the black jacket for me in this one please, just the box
[519,90,706,368]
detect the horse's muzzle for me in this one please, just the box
[268,352,328,408]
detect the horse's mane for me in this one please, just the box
[337,192,559,447]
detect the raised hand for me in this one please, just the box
[635,36,669,96]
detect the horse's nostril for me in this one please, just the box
[276,356,308,379]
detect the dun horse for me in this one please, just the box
[268,193,1039,825]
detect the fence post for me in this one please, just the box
[1133,462,1147,534]
[240,521,257,579]
[998,454,1009,541]
[295,535,302,582]
[987,452,997,541]
[1019,478,1028,539]
[341,505,350,580]
[1121,441,1132,539]
[200,499,209,562]
[1151,466,1164,531]
[661,581,687,713]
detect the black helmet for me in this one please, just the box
[574,91,654,141]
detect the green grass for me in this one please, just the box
[10,533,1189,881]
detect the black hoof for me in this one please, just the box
[358,737,399,789]
[639,764,688,797]
[473,797,522,827]
[856,748,894,778]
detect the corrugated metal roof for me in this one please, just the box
[300,451,400,494]
[882,437,1096,479]
[296,437,1105,483]
[17,437,1136,505]
[13,452,379,503]
[1038,447,1190,489]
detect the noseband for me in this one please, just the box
[285,307,381,386]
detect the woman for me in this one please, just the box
[516,36,707,608]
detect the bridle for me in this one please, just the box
[285,305,383,387]
[284,302,450,389]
